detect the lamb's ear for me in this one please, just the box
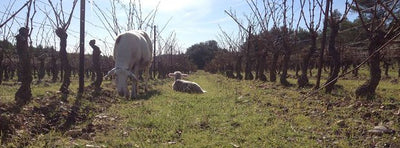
[182,74,188,77]
[168,73,175,78]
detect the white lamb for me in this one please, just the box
[168,71,206,93]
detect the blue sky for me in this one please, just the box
[0,0,353,55]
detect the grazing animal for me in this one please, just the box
[168,71,206,93]
[105,30,152,99]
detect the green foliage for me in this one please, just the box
[186,40,222,69]
[203,49,235,74]
[339,18,368,44]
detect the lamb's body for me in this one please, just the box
[173,79,206,93]
[169,71,206,94]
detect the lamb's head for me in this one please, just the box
[105,67,138,97]
[168,71,188,80]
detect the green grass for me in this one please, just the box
[77,72,316,147]
[1,70,400,147]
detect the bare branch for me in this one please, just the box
[218,25,242,51]
[37,6,56,27]
[339,0,352,23]
[300,0,310,29]
[266,0,282,27]
[315,0,325,15]
[92,1,117,38]
[0,0,17,22]
[0,0,30,28]
[315,0,323,30]
[36,18,44,46]
[354,0,370,33]
[111,0,120,34]
[377,0,399,24]
[29,0,37,46]
[60,0,65,23]
[374,3,393,31]
[64,0,78,29]
[224,10,249,33]
[157,17,173,36]
[48,0,60,26]
[246,0,267,31]
[25,0,33,28]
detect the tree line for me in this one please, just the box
[209,0,400,98]
[1,0,399,106]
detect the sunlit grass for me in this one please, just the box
[1,69,399,147]
[85,71,319,147]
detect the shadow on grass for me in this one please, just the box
[0,102,20,143]
[60,94,81,132]
[134,90,161,101]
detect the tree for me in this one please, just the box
[0,45,3,85]
[1,1,28,85]
[186,40,220,69]
[353,0,400,98]
[269,27,281,82]
[398,58,400,77]
[297,0,323,88]
[325,2,351,93]
[244,0,280,82]
[15,0,35,106]
[280,0,299,86]
[89,39,102,94]
[0,1,30,28]
[315,0,330,89]
[254,35,268,81]
[0,41,14,82]
[217,27,245,80]
[50,48,59,82]
[244,26,254,80]
[37,53,46,83]
[243,0,276,82]
[47,0,78,96]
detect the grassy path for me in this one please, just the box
[92,71,315,147]
[59,71,399,147]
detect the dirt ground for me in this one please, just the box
[0,86,118,147]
